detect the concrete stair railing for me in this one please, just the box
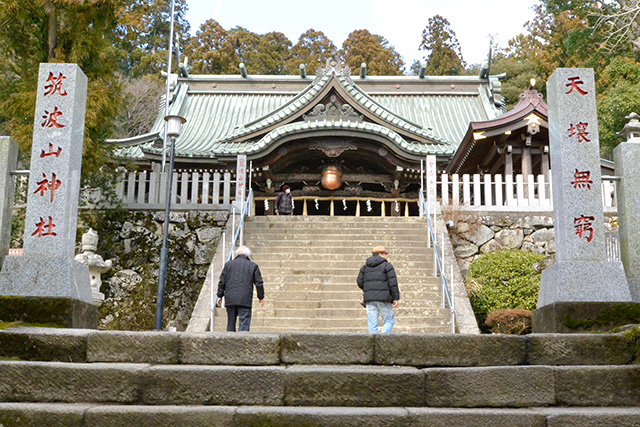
[211,216,452,333]
[0,328,639,426]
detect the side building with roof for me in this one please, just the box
[108,57,506,212]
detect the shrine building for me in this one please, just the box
[108,56,572,215]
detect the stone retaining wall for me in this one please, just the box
[85,209,229,331]
[445,212,555,274]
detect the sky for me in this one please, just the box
[183,0,537,69]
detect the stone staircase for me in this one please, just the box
[0,327,639,426]
[212,216,451,333]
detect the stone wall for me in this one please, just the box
[445,210,620,276]
[445,212,556,274]
[81,209,229,331]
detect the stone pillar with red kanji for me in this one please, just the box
[0,64,94,326]
[537,69,631,314]
[614,112,640,302]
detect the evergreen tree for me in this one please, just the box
[288,29,337,72]
[341,29,404,75]
[115,0,191,77]
[0,0,122,175]
[256,32,293,75]
[184,19,238,74]
[419,15,465,75]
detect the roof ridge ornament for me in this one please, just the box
[314,51,352,84]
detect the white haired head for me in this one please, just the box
[235,245,251,258]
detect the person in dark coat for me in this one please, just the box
[216,245,265,332]
[357,245,400,334]
[275,185,293,215]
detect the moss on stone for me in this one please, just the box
[562,303,640,332]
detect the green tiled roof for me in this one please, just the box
[109,65,503,161]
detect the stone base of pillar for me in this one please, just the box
[0,256,93,304]
[533,301,640,333]
[0,296,97,328]
[538,261,631,307]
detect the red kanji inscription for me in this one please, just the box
[574,215,595,242]
[565,76,588,95]
[43,72,68,96]
[40,143,62,158]
[31,216,57,237]
[41,106,65,128]
[571,169,593,190]
[34,173,62,203]
[568,122,590,143]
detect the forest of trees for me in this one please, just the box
[1,0,640,179]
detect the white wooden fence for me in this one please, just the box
[114,170,234,208]
[434,173,617,211]
[111,171,618,211]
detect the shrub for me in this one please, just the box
[466,249,544,318]
[485,308,532,334]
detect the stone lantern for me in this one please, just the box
[74,228,112,305]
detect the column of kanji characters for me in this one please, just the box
[31,72,68,239]
[563,75,599,245]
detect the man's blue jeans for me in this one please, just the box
[366,301,395,334]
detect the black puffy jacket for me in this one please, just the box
[357,255,400,303]
[216,255,264,307]
[275,192,293,214]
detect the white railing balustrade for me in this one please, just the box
[114,170,233,208]
[106,171,618,212]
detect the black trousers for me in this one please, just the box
[226,305,252,332]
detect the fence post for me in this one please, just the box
[452,174,460,205]
[191,172,199,204]
[483,174,492,206]
[473,174,481,207]
[213,172,221,205]
[202,172,210,205]
[462,174,470,205]
[223,173,231,204]
[494,174,503,206]
[441,174,449,205]
[136,171,147,205]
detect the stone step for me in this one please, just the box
[244,326,454,334]
[1,329,636,366]
[250,253,434,262]
[246,241,434,251]
[1,360,638,408]
[261,281,441,293]
[258,267,438,275]
[244,229,431,237]
[2,403,640,426]
[215,307,449,318]
[236,316,451,328]
[247,216,428,223]
[262,276,440,286]
[254,259,436,269]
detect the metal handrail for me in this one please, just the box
[419,191,455,330]
[227,188,254,263]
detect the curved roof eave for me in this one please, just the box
[217,69,451,147]
[212,120,453,158]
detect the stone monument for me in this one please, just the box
[0,63,96,328]
[74,228,111,305]
[534,68,632,332]
[614,112,640,302]
[0,137,18,270]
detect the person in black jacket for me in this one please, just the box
[275,185,293,215]
[357,246,400,334]
[216,245,265,332]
